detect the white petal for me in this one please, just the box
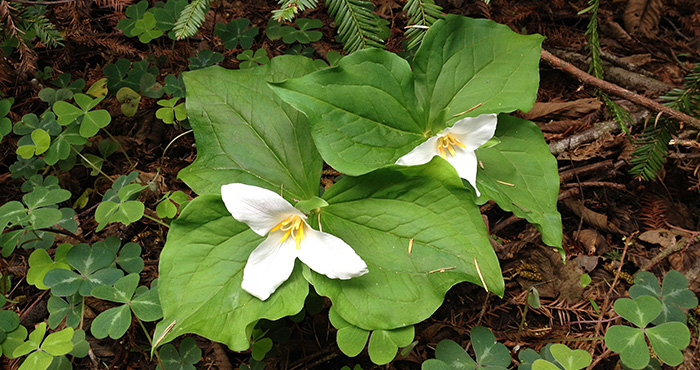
[297,226,368,280]
[395,137,439,166]
[241,231,299,301]
[445,150,481,197]
[443,113,497,151]
[221,183,304,236]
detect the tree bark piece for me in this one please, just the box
[541,49,700,130]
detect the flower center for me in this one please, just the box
[437,133,466,159]
[270,215,305,249]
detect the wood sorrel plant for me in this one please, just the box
[155,15,561,364]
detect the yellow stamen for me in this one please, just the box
[272,215,306,250]
[436,133,466,159]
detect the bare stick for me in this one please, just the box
[541,49,700,130]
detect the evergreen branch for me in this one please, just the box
[403,0,442,51]
[325,0,388,53]
[629,118,676,181]
[174,0,210,40]
[272,0,320,21]
[582,0,603,79]
[21,5,63,47]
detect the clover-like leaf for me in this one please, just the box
[279,18,322,44]
[27,244,72,290]
[116,87,142,117]
[47,294,82,329]
[156,98,187,124]
[630,270,698,324]
[605,325,649,369]
[645,322,690,366]
[90,305,131,339]
[159,337,202,370]
[152,0,187,38]
[95,183,146,231]
[43,243,123,296]
[117,0,149,36]
[613,296,662,328]
[432,340,477,369]
[237,49,270,69]
[214,18,259,49]
[549,343,592,370]
[471,326,510,368]
[188,50,225,70]
[163,74,186,98]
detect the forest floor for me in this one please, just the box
[1,0,700,369]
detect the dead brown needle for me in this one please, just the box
[474,257,488,292]
[429,266,456,273]
[453,103,483,118]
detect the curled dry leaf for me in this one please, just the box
[623,0,664,36]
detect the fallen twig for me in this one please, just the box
[541,49,700,130]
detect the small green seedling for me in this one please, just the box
[605,295,690,369]
[90,274,162,339]
[422,326,510,370]
[156,190,188,218]
[237,49,270,69]
[188,49,225,70]
[159,337,202,370]
[116,87,142,117]
[214,18,259,49]
[156,98,188,124]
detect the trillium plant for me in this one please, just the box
[221,183,368,301]
[155,15,561,364]
[395,114,498,197]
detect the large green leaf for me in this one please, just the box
[476,115,562,250]
[413,15,543,131]
[312,159,503,330]
[270,49,424,176]
[270,16,543,176]
[178,56,323,200]
[155,194,309,351]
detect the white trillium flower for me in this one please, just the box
[395,113,498,197]
[221,183,369,301]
